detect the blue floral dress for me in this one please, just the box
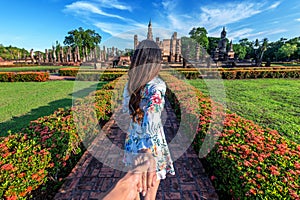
[122,76,175,179]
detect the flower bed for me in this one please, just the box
[0,72,49,82]
[170,69,300,79]
[161,72,300,199]
[220,69,300,79]
[75,72,125,81]
[0,78,119,199]
[58,68,127,76]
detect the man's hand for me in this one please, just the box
[102,152,156,200]
[135,149,157,196]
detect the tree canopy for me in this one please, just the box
[63,27,101,54]
[189,27,209,49]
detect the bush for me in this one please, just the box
[0,78,119,199]
[220,70,300,79]
[0,133,51,198]
[58,68,127,76]
[0,72,49,82]
[76,72,125,81]
[162,73,300,199]
[0,72,14,82]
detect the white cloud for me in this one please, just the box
[296,18,300,22]
[65,1,127,20]
[94,0,132,11]
[233,28,287,41]
[199,2,263,31]
[221,28,254,41]
[161,0,177,11]
[153,1,265,36]
[268,1,281,9]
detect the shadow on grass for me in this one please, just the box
[0,82,107,137]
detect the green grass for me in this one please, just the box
[187,78,300,143]
[0,80,106,136]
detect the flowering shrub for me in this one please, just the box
[0,72,14,82]
[0,79,117,199]
[58,68,79,76]
[58,68,127,77]
[76,72,125,81]
[161,72,300,199]
[221,69,300,79]
[0,72,49,82]
[0,133,51,198]
[161,68,300,79]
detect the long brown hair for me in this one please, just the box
[127,39,162,123]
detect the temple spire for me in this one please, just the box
[147,19,153,40]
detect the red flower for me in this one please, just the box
[249,188,257,195]
[210,175,216,181]
[269,165,280,176]
[151,94,161,105]
[294,161,300,169]
[256,174,262,179]
[1,163,14,171]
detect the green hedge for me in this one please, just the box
[58,68,127,76]
[0,134,51,198]
[0,78,120,199]
[75,72,125,81]
[221,70,300,79]
[173,69,300,79]
[0,72,49,82]
[161,73,300,199]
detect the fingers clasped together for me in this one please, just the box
[133,149,157,197]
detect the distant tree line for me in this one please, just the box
[0,45,28,60]
[188,26,300,64]
[1,26,300,64]
[0,27,101,61]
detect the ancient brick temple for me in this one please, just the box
[134,20,182,63]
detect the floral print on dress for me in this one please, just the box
[122,76,175,179]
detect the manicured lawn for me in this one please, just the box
[0,80,106,136]
[187,78,300,143]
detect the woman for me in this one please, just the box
[122,39,175,200]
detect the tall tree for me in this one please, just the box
[254,38,269,66]
[189,27,209,49]
[63,27,101,59]
[277,43,297,61]
[239,38,254,59]
[207,37,220,55]
[233,44,247,60]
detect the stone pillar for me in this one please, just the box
[37,52,41,65]
[156,37,160,45]
[67,46,72,62]
[103,46,106,61]
[111,47,113,57]
[75,46,80,62]
[45,49,49,63]
[30,49,34,63]
[175,39,180,62]
[169,38,173,63]
[134,35,138,50]
[52,46,56,64]
[196,43,200,62]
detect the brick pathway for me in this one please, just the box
[54,101,219,200]
[49,75,75,81]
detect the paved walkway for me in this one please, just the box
[49,74,75,81]
[54,101,218,200]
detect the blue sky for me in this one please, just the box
[1,0,300,51]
